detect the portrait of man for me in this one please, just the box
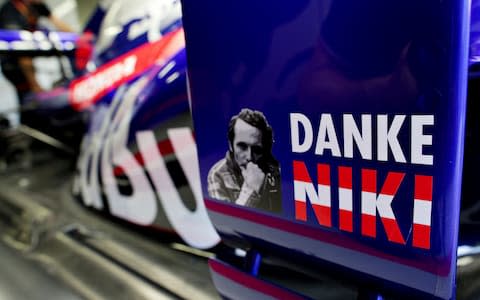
[207,108,282,213]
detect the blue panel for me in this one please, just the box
[183,0,470,298]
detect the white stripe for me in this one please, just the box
[361,191,396,219]
[339,188,353,211]
[317,184,331,207]
[361,191,376,216]
[293,180,306,202]
[293,181,330,207]
[376,194,396,220]
[413,199,432,226]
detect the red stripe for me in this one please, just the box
[70,28,185,111]
[209,259,305,300]
[413,224,431,250]
[362,170,405,196]
[381,217,406,245]
[339,210,353,232]
[317,163,330,185]
[415,175,433,201]
[361,214,376,238]
[338,166,352,189]
[362,169,376,193]
[295,200,307,221]
[157,137,175,155]
[312,204,331,227]
[380,172,405,196]
[205,199,451,276]
[293,160,312,182]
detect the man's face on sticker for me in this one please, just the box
[231,119,264,169]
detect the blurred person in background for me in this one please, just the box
[0,0,73,97]
[0,0,74,168]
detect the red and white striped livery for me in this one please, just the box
[293,161,433,250]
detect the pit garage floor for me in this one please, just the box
[0,141,219,300]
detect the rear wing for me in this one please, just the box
[0,29,78,57]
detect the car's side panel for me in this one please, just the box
[184,0,470,298]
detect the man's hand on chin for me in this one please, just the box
[242,162,265,193]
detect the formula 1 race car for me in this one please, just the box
[0,0,220,249]
[1,0,480,299]
[71,0,220,249]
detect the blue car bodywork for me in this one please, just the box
[1,0,479,298]
[183,0,470,299]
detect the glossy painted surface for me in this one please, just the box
[72,0,220,249]
[184,0,470,298]
[0,29,78,53]
[209,259,306,300]
[93,0,182,66]
[0,0,220,249]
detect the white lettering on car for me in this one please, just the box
[75,76,219,248]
